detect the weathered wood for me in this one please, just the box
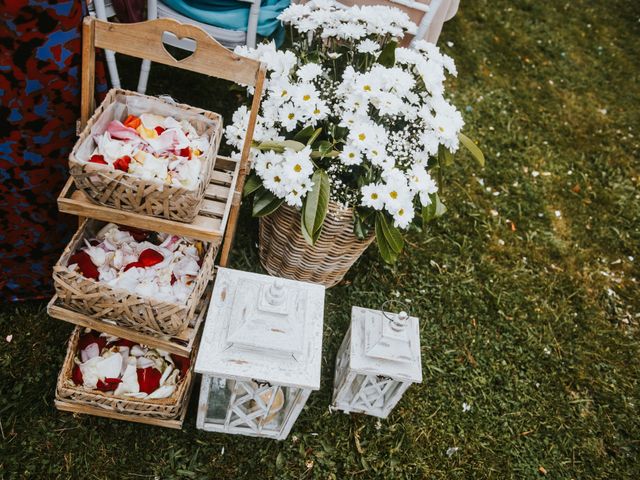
[219,64,267,267]
[195,268,325,440]
[55,400,188,429]
[92,17,262,87]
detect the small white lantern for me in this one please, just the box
[195,267,325,440]
[331,305,422,418]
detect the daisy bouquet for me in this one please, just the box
[84,112,210,190]
[68,329,190,400]
[227,0,483,262]
[225,0,484,262]
[65,223,203,304]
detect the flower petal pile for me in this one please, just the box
[85,113,210,190]
[66,223,203,304]
[70,329,190,400]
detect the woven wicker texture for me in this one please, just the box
[259,203,375,288]
[53,219,217,336]
[69,89,222,223]
[56,327,193,419]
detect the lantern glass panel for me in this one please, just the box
[203,377,305,434]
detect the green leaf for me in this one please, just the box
[301,169,330,245]
[252,187,284,217]
[353,215,368,240]
[256,139,306,153]
[422,193,447,223]
[438,144,454,166]
[242,173,262,197]
[376,212,404,253]
[375,216,398,263]
[377,40,398,68]
[311,149,340,159]
[293,126,315,143]
[307,127,322,146]
[458,132,485,167]
[330,124,349,142]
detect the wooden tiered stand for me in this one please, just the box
[51,16,265,428]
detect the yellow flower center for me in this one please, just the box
[398,208,405,216]
[288,113,295,120]
[358,133,366,141]
[313,108,320,115]
[348,152,355,158]
[363,85,372,92]
[390,191,398,199]
[303,94,311,101]
[294,164,302,172]
[274,175,281,183]
[438,126,445,132]
[281,90,288,97]
[371,193,378,200]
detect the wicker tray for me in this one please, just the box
[47,284,211,357]
[55,326,198,427]
[69,88,222,223]
[53,219,216,336]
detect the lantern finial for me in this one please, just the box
[266,278,286,306]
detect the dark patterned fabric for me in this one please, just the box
[0,1,107,301]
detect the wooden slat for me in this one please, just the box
[54,393,189,429]
[205,184,230,201]
[91,17,262,87]
[200,199,225,217]
[210,170,234,185]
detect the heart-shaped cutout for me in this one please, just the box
[161,31,197,62]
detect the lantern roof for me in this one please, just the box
[195,268,325,390]
[348,306,422,383]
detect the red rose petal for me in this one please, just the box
[113,155,132,172]
[154,126,166,135]
[69,250,99,280]
[78,331,107,352]
[137,367,162,394]
[96,377,122,392]
[170,354,190,378]
[123,261,142,272]
[89,154,107,165]
[178,147,191,159]
[138,248,164,267]
[72,365,84,385]
[170,273,177,285]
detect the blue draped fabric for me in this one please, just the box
[162,0,290,44]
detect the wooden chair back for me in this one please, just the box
[80,16,266,266]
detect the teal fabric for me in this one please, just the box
[162,0,289,43]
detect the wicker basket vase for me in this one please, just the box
[259,203,375,288]
[69,89,222,223]
[56,327,194,420]
[53,219,216,337]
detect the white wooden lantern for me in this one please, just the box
[195,267,325,440]
[331,305,422,418]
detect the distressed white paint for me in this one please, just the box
[195,268,325,439]
[331,306,422,418]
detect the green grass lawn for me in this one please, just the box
[1,0,639,478]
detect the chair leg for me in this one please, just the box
[105,49,121,89]
[137,59,152,94]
